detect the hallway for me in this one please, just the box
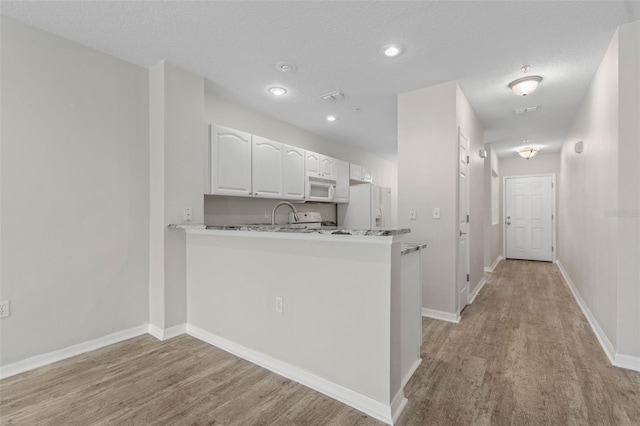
[1,261,639,425]
[399,260,640,425]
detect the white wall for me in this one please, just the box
[615,21,640,358]
[483,144,501,269]
[456,85,486,298]
[204,92,398,227]
[149,62,205,330]
[559,21,640,362]
[0,17,150,365]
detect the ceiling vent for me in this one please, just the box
[514,105,541,115]
[321,91,346,102]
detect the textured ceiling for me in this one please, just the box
[2,1,639,160]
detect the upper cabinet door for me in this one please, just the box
[306,151,321,177]
[349,163,362,181]
[320,156,337,181]
[252,136,283,198]
[335,159,350,203]
[210,125,252,196]
[361,167,373,183]
[283,145,305,200]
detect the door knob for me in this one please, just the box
[460,231,467,236]
[506,221,511,225]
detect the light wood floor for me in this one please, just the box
[2,260,639,425]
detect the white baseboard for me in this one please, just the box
[469,277,487,304]
[555,260,640,372]
[614,354,640,372]
[0,324,149,380]
[555,260,616,364]
[148,323,186,341]
[484,255,503,273]
[401,357,422,389]
[186,324,404,425]
[421,308,460,324]
[390,389,408,424]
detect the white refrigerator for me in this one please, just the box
[337,184,392,228]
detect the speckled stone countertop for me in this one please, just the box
[401,242,427,255]
[169,223,411,237]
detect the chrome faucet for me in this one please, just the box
[271,201,299,226]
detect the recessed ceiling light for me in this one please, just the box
[382,44,403,57]
[326,115,337,122]
[268,87,287,96]
[276,62,297,73]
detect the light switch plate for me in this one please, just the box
[433,208,440,219]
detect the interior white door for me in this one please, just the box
[506,176,553,261]
[458,129,470,311]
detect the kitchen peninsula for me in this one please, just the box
[170,224,411,425]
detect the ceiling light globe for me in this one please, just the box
[326,115,337,122]
[509,76,542,96]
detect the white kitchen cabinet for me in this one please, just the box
[209,125,252,196]
[349,162,373,183]
[305,151,321,178]
[283,145,305,200]
[335,159,349,203]
[361,167,373,183]
[320,156,337,181]
[252,136,283,198]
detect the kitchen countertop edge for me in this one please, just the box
[169,223,411,236]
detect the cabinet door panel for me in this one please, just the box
[210,125,252,196]
[335,159,349,203]
[321,156,336,180]
[252,137,283,198]
[283,145,305,200]
[306,151,321,177]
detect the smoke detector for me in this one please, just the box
[276,62,297,73]
[320,91,346,102]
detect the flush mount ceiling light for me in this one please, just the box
[509,76,542,96]
[381,44,403,57]
[326,115,337,122]
[518,147,540,160]
[268,87,287,96]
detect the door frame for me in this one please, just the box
[502,173,556,262]
[457,127,470,314]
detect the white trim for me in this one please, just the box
[421,308,460,324]
[148,323,187,341]
[503,173,556,262]
[555,261,616,363]
[556,260,640,373]
[0,324,149,379]
[469,277,487,304]
[186,324,404,425]
[390,389,408,424]
[614,354,640,372]
[484,255,503,273]
[401,358,422,389]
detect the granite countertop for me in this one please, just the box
[169,223,410,237]
[401,242,427,255]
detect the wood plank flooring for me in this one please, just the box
[2,260,639,425]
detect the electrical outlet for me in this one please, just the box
[433,208,441,219]
[264,210,270,219]
[0,301,9,318]
[275,296,283,313]
[409,208,417,220]
[183,207,192,221]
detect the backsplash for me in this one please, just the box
[204,195,337,226]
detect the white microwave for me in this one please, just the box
[305,177,335,202]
